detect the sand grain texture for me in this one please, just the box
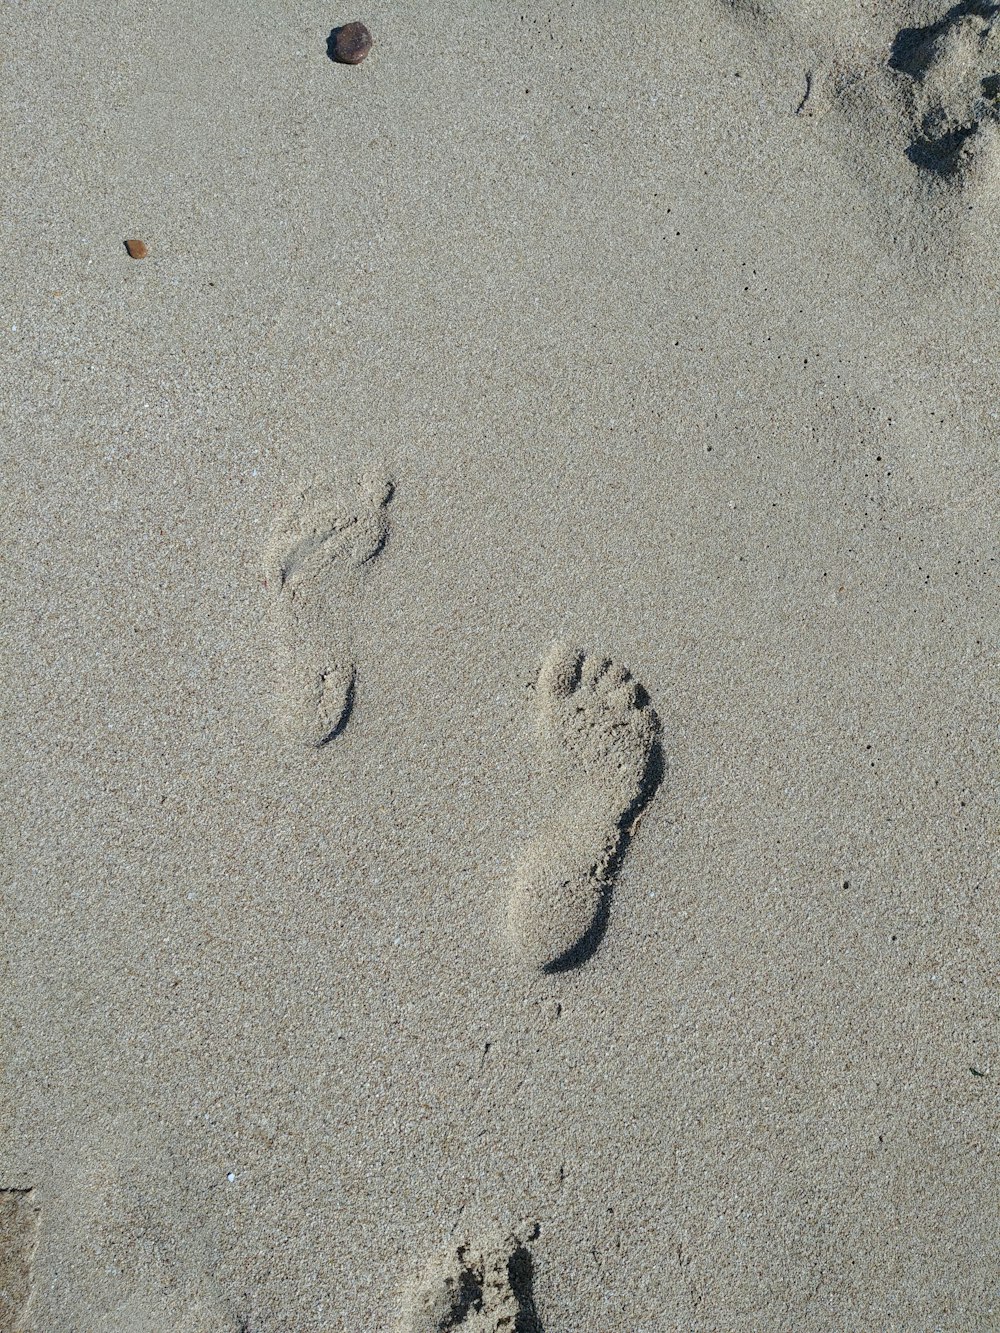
[1,0,996,1329]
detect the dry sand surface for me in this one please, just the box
[1,0,997,1328]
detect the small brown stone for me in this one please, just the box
[124,238,148,259]
[330,21,372,65]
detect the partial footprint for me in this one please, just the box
[829,0,1000,207]
[890,1,1000,179]
[77,1157,240,1333]
[264,472,392,748]
[0,1189,40,1332]
[508,644,663,973]
[397,1223,541,1332]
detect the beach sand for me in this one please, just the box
[1,1,996,1328]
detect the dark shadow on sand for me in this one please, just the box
[543,726,667,976]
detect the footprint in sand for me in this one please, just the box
[508,643,663,973]
[890,1,1000,178]
[832,0,1000,197]
[397,1224,541,1333]
[264,472,392,748]
[0,1188,40,1332]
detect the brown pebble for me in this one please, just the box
[330,21,372,65]
[124,239,148,259]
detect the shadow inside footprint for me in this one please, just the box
[507,1241,544,1332]
[890,0,1000,75]
[889,0,1000,174]
[319,670,355,745]
[907,119,981,173]
[398,1225,542,1332]
[544,734,666,975]
[0,1189,40,1331]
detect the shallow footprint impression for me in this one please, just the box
[264,472,392,748]
[0,1188,40,1332]
[397,1224,542,1333]
[508,643,663,973]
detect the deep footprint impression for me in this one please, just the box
[509,643,663,973]
[891,0,1000,177]
[265,472,392,747]
[397,1224,542,1333]
[0,1189,40,1332]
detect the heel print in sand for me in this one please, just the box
[508,643,662,973]
[265,473,392,747]
[0,1189,40,1332]
[397,1224,541,1332]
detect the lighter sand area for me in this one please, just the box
[1,1,996,1329]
